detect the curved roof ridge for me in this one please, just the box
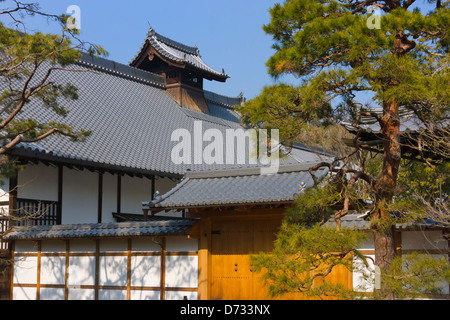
[131,25,229,81]
[78,51,166,89]
[147,25,200,56]
[204,90,245,109]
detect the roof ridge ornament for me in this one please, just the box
[147,23,156,38]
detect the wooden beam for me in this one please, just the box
[57,165,63,225]
[117,174,122,214]
[94,240,100,300]
[126,239,132,300]
[151,176,155,201]
[160,238,166,300]
[98,173,103,224]
[64,240,70,300]
[36,241,41,300]
[197,217,211,300]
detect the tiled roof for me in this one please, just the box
[9,53,322,177]
[130,26,229,82]
[323,214,446,231]
[341,106,420,134]
[145,164,329,210]
[2,219,198,241]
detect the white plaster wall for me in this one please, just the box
[17,163,58,201]
[358,232,375,251]
[165,255,198,288]
[101,172,117,223]
[14,241,38,253]
[11,236,199,300]
[62,168,98,224]
[130,290,160,300]
[402,230,448,251]
[68,256,96,286]
[13,256,37,285]
[132,238,161,252]
[0,177,9,204]
[0,177,8,215]
[100,238,127,252]
[70,239,96,253]
[166,237,198,252]
[99,256,128,286]
[40,288,65,300]
[41,240,65,253]
[98,289,127,300]
[165,291,198,300]
[12,286,36,300]
[68,288,95,300]
[121,175,153,214]
[353,254,375,292]
[131,256,161,287]
[40,256,66,285]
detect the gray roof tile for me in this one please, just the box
[6,50,332,178]
[3,219,198,240]
[131,26,229,81]
[146,164,329,209]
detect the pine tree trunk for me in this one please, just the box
[373,100,402,300]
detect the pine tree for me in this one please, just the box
[239,0,449,299]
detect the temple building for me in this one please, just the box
[0,26,447,301]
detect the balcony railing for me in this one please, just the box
[0,198,60,250]
[15,198,59,227]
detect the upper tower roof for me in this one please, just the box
[130,25,230,82]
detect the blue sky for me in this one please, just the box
[1,0,436,104]
[1,0,283,100]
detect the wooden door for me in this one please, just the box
[210,217,281,300]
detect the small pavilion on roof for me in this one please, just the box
[130,26,229,113]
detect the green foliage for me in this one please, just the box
[383,253,450,299]
[0,2,107,177]
[398,161,449,200]
[251,222,367,299]
[242,0,449,300]
[239,0,450,143]
[284,176,367,225]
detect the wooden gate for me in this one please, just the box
[210,217,281,300]
[209,216,353,300]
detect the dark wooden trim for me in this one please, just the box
[36,241,41,300]
[98,173,103,224]
[10,154,182,180]
[117,174,122,214]
[9,242,15,300]
[57,165,63,225]
[151,176,155,201]
[160,238,166,300]
[64,240,70,300]
[126,239,132,300]
[94,240,99,300]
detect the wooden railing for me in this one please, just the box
[0,217,9,250]
[15,198,59,227]
[0,198,60,250]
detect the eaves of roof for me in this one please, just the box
[144,163,329,210]
[2,219,199,241]
[130,26,229,82]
